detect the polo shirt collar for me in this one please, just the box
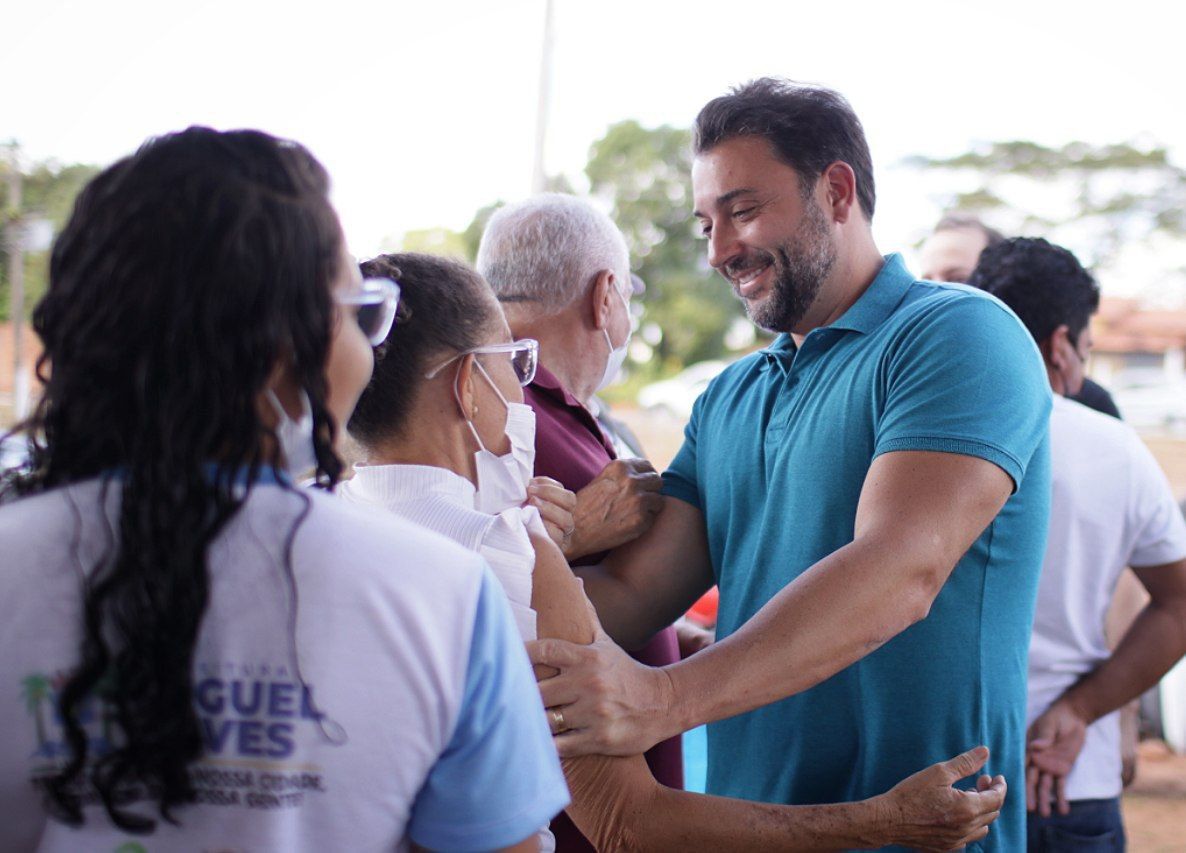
[762,333,798,372]
[760,254,913,373]
[828,253,914,335]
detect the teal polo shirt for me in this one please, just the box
[663,254,1051,852]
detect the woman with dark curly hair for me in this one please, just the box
[0,128,567,851]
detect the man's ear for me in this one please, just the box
[454,354,479,419]
[589,269,616,332]
[1044,324,1073,370]
[820,161,858,225]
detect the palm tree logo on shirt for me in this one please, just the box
[22,670,120,761]
[20,673,53,757]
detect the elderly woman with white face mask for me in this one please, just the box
[338,252,1013,853]
[339,253,576,644]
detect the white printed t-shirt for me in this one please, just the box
[1027,396,1186,800]
[0,474,568,852]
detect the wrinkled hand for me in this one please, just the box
[566,458,663,559]
[1026,699,1088,818]
[526,600,676,758]
[871,746,1006,852]
[526,476,577,551]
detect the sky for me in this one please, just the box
[5,0,1185,267]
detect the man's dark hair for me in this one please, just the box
[349,253,497,445]
[967,237,1100,344]
[933,213,1006,247]
[693,77,876,219]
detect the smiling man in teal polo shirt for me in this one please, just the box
[529,77,1051,851]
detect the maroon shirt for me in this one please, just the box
[527,364,683,852]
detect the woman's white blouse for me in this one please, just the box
[339,463,541,641]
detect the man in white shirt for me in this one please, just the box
[969,237,1186,851]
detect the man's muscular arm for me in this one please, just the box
[573,494,715,649]
[528,530,1007,852]
[531,450,1013,757]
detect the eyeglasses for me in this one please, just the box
[424,338,540,386]
[336,278,400,346]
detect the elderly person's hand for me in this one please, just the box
[527,477,577,551]
[868,746,1007,851]
[564,458,663,560]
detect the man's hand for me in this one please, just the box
[869,746,1006,851]
[527,603,677,757]
[1026,698,1088,818]
[674,617,714,658]
[565,458,663,560]
[526,477,577,551]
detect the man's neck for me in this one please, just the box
[791,239,886,341]
[507,308,597,404]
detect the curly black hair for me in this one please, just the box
[966,237,1100,345]
[3,127,346,831]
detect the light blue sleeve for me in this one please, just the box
[874,292,1052,490]
[408,569,569,852]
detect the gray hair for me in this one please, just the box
[476,193,630,312]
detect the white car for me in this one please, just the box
[637,360,729,421]
[1112,380,1186,432]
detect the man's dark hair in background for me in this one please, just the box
[968,237,1099,346]
[926,220,1120,419]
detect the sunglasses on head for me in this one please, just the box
[336,278,401,346]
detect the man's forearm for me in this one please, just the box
[662,534,943,738]
[1059,598,1186,725]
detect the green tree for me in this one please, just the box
[905,140,1186,269]
[585,120,747,371]
[1,157,100,321]
[399,227,470,259]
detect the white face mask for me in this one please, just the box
[458,360,537,514]
[265,388,318,476]
[596,282,632,392]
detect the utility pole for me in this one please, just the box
[530,0,555,194]
[4,143,27,422]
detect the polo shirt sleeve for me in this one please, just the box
[407,568,569,851]
[874,294,1052,491]
[661,394,704,510]
[1126,432,1186,568]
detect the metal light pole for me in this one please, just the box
[3,143,27,421]
[531,0,555,194]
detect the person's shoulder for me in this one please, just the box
[899,279,1021,327]
[1054,395,1127,433]
[892,279,1037,357]
[288,487,488,586]
[711,349,772,387]
[0,479,100,541]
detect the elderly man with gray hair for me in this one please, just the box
[478,192,682,852]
